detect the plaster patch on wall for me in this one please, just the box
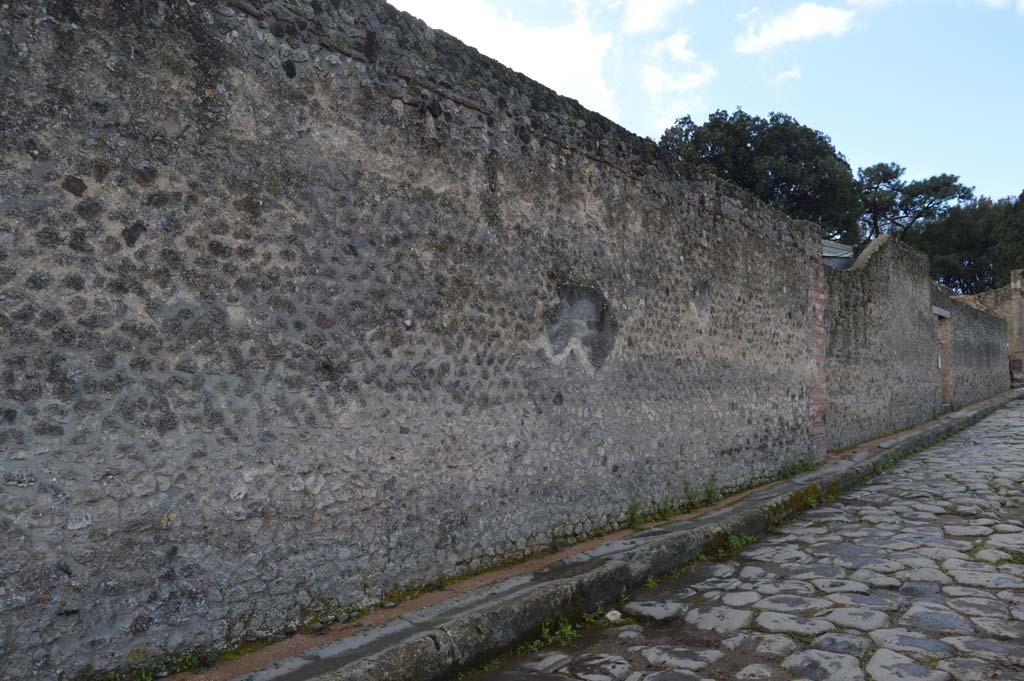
[542,284,618,369]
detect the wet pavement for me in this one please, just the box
[473,400,1024,681]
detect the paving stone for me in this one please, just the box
[692,578,743,592]
[739,566,772,580]
[752,594,832,613]
[946,597,1009,618]
[865,649,951,681]
[849,569,902,588]
[895,569,951,584]
[975,549,1012,563]
[708,564,736,578]
[868,628,955,661]
[911,503,948,513]
[789,565,848,580]
[812,632,871,658]
[567,653,632,681]
[756,612,834,636]
[970,617,1024,640]
[623,601,687,622]
[996,589,1024,604]
[935,656,1004,681]
[986,534,1024,551]
[899,582,946,604]
[944,526,994,537]
[742,546,812,564]
[825,607,891,631]
[721,632,796,657]
[751,579,816,595]
[722,591,762,607]
[949,570,1024,589]
[891,554,938,569]
[674,588,697,601]
[735,663,773,679]
[916,548,969,561]
[940,636,1024,665]
[644,672,704,681]
[813,579,871,594]
[683,606,753,634]
[941,586,992,599]
[998,563,1024,578]
[782,649,864,680]
[899,603,975,635]
[827,592,902,611]
[639,646,724,671]
[941,559,990,572]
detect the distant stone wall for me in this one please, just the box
[933,287,1011,405]
[825,237,1009,450]
[962,270,1024,383]
[0,1,826,677]
[824,238,940,450]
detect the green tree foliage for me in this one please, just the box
[660,109,863,243]
[909,192,1024,293]
[858,162,974,243]
[659,109,1021,293]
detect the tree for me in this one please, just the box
[857,162,974,244]
[661,109,863,244]
[909,191,1024,293]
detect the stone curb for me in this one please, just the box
[243,389,1024,681]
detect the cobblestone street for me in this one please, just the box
[477,401,1024,681]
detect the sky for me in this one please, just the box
[387,0,1024,200]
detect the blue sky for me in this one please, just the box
[388,0,1024,200]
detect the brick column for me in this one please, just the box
[809,259,828,450]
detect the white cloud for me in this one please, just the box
[651,32,697,63]
[641,63,718,94]
[845,0,894,7]
[770,65,803,84]
[640,61,716,138]
[735,3,856,54]
[847,0,1024,12]
[649,95,710,138]
[976,0,1024,13]
[388,0,620,121]
[618,0,696,34]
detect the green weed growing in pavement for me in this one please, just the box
[713,533,757,559]
[1001,551,1024,565]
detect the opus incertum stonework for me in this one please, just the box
[0,1,1012,678]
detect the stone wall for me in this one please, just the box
[0,2,1012,677]
[824,237,1010,451]
[962,270,1024,384]
[932,287,1012,405]
[0,1,828,677]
